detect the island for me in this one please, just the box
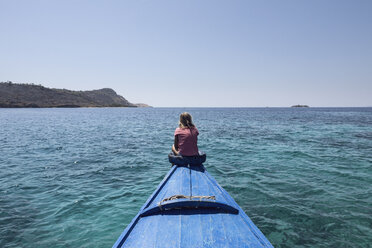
[0,81,150,108]
[291,105,309,108]
[133,103,152,108]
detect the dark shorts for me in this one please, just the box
[168,151,206,166]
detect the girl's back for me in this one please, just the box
[172,112,199,156]
[174,127,199,156]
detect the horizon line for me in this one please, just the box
[152,106,372,108]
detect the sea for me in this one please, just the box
[0,107,371,248]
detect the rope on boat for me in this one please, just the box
[157,194,216,210]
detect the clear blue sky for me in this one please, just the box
[1,0,371,107]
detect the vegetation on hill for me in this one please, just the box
[0,81,138,108]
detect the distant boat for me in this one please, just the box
[113,164,273,248]
[291,105,309,108]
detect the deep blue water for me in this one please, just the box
[0,107,371,248]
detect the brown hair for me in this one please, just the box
[179,112,195,129]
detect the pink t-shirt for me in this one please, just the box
[174,127,199,156]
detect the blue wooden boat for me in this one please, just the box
[113,164,274,248]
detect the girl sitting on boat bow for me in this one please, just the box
[172,112,199,157]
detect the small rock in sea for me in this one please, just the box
[291,104,309,108]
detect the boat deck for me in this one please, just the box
[113,165,273,248]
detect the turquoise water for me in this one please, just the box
[1,107,371,248]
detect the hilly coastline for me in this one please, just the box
[0,82,147,108]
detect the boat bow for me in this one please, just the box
[113,165,273,248]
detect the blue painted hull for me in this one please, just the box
[113,165,274,248]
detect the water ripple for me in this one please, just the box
[0,107,371,247]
